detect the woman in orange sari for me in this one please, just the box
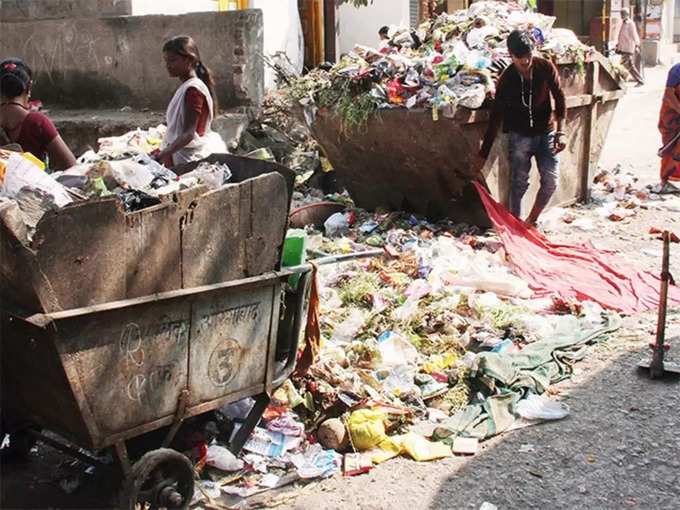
[658,63,680,185]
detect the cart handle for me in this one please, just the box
[272,248,384,387]
[278,248,384,276]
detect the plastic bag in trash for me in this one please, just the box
[516,393,570,421]
[107,159,156,190]
[205,444,245,472]
[347,409,388,451]
[116,189,161,212]
[397,433,452,461]
[179,162,232,190]
[382,365,419,398]
[324,212,350,238]
[288,443,341,479]
[377,332,419,367]
[0,151,72,207]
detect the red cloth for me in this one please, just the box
[11,112,59,162]
[474,182,680,314]
[185,87,209,136]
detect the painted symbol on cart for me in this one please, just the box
[126,364,175,403]
[208,339,242,387]
[120,323,144,368]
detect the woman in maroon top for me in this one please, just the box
[0,58,76,170]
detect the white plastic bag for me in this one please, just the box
[516,394,570,421]
[0,152,72,207]
[107,159,155,190]
[378,332,419,368]
[324,212,349,238]
[205,444,245,472]
[179,162,232,191]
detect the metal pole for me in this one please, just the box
[650,231,671,379]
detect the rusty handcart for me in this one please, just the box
[0,155,331,509]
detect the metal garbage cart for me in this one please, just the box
[0,155,310,509]
[1,264,313,509]
[309,53,625,226]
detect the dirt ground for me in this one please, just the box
[2,66,680,510]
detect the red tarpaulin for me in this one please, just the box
[474,182,680,314]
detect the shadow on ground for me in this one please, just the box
[427,347,680,510]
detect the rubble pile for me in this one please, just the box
[283,1,592,130]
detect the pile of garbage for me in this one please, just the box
[234,92,336,192]
[188,201,620,508]
[0,127,233,243]
[283,1,592,130]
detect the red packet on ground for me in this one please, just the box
[343,453,373,476]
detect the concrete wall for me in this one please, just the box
[0,10,264,111]
[131,0,218,16]
[337,0,411,56]
[0,0,131,20]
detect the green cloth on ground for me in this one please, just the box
[434,314,621,441]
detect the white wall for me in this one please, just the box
[251,0,304,90]
[337,0,411,56]
[663,0,676,43]
[131,0,218,15]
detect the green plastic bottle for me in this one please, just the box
[282,229,306,289]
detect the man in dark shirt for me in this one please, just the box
[480,30,567,225]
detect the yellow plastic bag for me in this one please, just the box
[367,433,452,463]
[347,409,387,451]
[367,437,402,464]
[398,433,452,461]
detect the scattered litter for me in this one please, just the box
[452,437,479,455]
[343,453,373,477]
[516,394,570,421]
[206,444,245,472]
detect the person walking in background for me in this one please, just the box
[617,9,644,86]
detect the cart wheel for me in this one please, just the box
[119,448,194,510]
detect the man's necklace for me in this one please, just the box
[519,68,534,128]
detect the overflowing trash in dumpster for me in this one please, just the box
[280,1,592,131]
[0,127,233,243]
